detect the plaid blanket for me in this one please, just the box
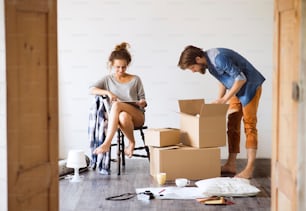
[88,96,111,174]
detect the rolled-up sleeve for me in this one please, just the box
[234,72,247,81]
[215,54,241,79]
[136,76,146,100]
[91,76,107,89]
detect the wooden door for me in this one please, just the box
[5,0,58,210]
[272,0,302,210]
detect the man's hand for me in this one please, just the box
[212,98,227,104]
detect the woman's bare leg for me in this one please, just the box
[118,112,136,158]
[119,107,144,157]
[93,102,120,154]
[94,102,144,154]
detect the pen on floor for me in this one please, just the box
[158,189,166,194]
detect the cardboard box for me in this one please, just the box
[178,99,228,148]
[145,128,180,147]
[150,146,220,180]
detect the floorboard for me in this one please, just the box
[60,158,271,211]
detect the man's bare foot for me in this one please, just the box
[93,143,111,154]
[124,143,135,158]
[234,167,254,179]
[221,163,237,174]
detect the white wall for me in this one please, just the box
[58,0,273,159]
[0,0,7,210]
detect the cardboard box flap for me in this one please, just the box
[157,145,180,150]
[147,128,180,132]
[200,104,229,116]
[178,99,205,115]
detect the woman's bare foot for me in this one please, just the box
[221,163,237,175]
[234,167,254,179]
[124,142,135,158]
[93,142,111,154]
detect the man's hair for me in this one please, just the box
[177,45,205,69]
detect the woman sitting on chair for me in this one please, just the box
[90,42,147,158]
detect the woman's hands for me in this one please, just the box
[91,87,147,108]
[90,87,118,102]
[136,99,147,108]
[107,91,118,102]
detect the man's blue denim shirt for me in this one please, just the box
[204,48,265,106]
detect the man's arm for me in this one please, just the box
[213,79,246,104]
[217,82,226,99]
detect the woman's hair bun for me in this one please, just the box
[115,42,130,51]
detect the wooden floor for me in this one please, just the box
[60,158,271,211]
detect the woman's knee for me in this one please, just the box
[119,112,132,126]
[110,102,122,112]
[110,102,128,117]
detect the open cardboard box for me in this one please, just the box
[145,128,180,147]
[150,145,220,180]
[178,99,229,148]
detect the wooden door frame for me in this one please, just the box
[271,0,306,210]
[5,0,58,210]
[298,1,306,209]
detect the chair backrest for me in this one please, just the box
[101,96,111,114]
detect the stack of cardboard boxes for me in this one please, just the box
[145,99,228,180]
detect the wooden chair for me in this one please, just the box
[111,125,150,175]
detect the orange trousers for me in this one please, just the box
[227,87,262,153]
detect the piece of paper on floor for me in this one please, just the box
[136,187,208,200]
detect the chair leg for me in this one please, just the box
[140,128,150,161]
[114,127,149,176]
[121,132,125,167]
[145,146,150,161]
[117,129,121,176]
